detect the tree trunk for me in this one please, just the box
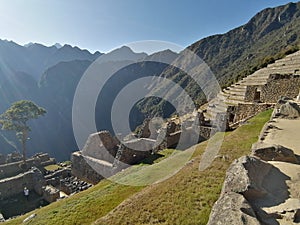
[22,131,28,162]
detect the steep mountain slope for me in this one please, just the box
[0,41,102,156]
[140,2,300,116]
[189,2,300,85]
[30,60,93,160]
[0,44,178,160]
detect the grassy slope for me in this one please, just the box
[95,110,272,225]
[4,110,272,225]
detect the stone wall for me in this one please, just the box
[42,185,60,203]
[199,125,216,140]
[244,85,261,102]
[71,121,217,184]
[229,103,273,124]
[261,74,300,102]
[82,131,119,163]
[0,168,45,200]
[120,138,154,164]
[244,74,300,103]
[0,155,5,165]
[71,151,104,185]
[0,153,56,180]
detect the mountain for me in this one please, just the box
[139,2,300,116]
[1,2,300,161]
[0,42,179,160]
[96,46,147,63]
[0,40,102,80]
[189,2,300,85]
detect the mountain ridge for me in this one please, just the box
[138,1,300,116]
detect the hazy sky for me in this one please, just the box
[0,0,296,53]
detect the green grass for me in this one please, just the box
[95,110,272,225]
[44,164,62,171]
[4,110,272,225]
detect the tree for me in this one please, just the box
[0,100,46,162]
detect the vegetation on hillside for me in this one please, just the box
[4,110,272,225]
[138,2,300,117]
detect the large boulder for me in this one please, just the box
[277,101,300,118]
[208,156,289,225]
[252,143,299,164]
[207,192,260,225]
[222,156,272,199]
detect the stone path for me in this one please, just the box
[256,117,300,224]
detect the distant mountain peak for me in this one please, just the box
[97,46,148,63]
[53,43,62,49]
[24,42,34,48]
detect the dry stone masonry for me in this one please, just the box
[206,50,300,128]
[71,112,216,184]
[0,153,93,221]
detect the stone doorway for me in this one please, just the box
[254,88,261,102]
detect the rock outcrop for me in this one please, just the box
[207,156,290,225]
[207,192,260,225]
[276,99,300,118]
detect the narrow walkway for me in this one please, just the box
[256,117,300,224]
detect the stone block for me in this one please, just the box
[42,185,60,203]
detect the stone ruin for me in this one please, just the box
[71,51,300,186]
[0,153,92,221]
[71,110,216,184]
[0,152,56,180]
[71,130,155,184]
[206,50,300,129]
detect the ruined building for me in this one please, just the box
[72,50,300,186]
[207,50,300,127]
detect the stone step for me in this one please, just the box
[243,77,269,82]
[268,61,300,68]
[214,103,228,111]
[205,108,224,119]
[274,55,300,63]
[217,91,229,99]
[224,99,244,105]
[247,75,270,80]
[248,70,270,77]
[224,89,246,95]
[230,84,247,90]
[227,95,245,101]
[223,88,246,94]
[266,67,300,73]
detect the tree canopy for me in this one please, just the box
[0,100,46,161]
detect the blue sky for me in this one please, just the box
[0,0,297,53]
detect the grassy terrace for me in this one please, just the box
[4,110,272,225]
